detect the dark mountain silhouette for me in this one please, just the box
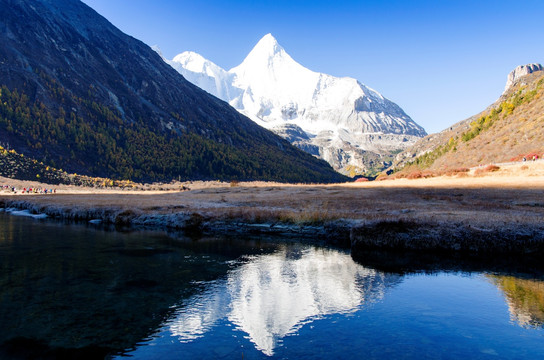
[0,0,346,183]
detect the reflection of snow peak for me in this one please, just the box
[168,247,392,356]
[168,283,230,342]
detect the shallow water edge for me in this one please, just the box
[2,211,544,359]
[1,197,544,259]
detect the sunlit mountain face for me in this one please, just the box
[165,246,400,356]
[163,34,426,176]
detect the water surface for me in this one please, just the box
[0,213,543,359]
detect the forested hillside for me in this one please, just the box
[0,0,346,183]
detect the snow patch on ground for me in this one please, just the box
[5,208,48,219]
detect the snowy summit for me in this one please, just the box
[162,34,426,175]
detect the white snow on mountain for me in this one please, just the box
[160,34,427,175]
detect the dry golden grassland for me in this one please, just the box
[392,72,544,177]
[1,161,543,230]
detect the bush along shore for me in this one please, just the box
[350,220,544,257]
[1,196,544,260]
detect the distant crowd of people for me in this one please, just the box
[1,185,56,194]
[522,155,540,162]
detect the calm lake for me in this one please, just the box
[1,212,543,359]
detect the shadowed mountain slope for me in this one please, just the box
[0,0,346,183]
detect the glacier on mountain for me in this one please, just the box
[160,34,426,175]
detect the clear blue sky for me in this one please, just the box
[82,0,544,134]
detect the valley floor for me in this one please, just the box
[1,161,544,255]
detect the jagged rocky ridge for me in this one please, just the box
[161,34,427,176]
[504,63,543,93]
[0,0,346,183]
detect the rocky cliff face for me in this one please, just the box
[504,63,543,92]
[0,0,346,183]
[163,34,426,176]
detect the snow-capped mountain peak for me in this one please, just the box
[229,36,321,128]
[240,33,284,61]
[151,45,165,60]
[230,34,310,87]
[172,51,225,77]
[166,34,427,175]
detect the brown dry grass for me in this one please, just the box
[474,164,500,176]
[1,161,544,229]
[438,167,470,176]
[429,73,544,170]
[393,72,544,174]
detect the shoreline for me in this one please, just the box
[2,197,543,259]
[2,165,544,258]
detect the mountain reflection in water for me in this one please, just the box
[3,213,544,359]
[489,275,544,328]
[166,246,401,356]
